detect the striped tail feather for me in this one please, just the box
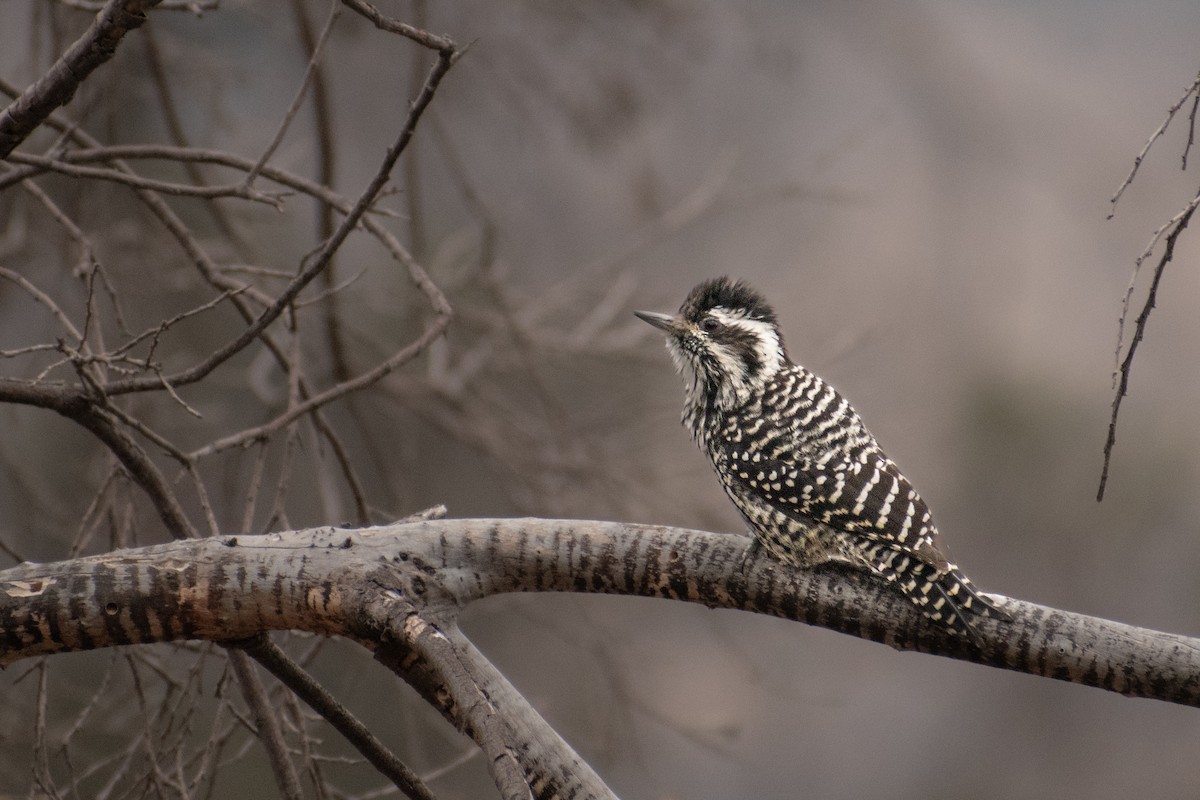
[859,542,1009,644]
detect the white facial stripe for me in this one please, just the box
[707,309,786,378]
[727,317,785,376]
[664,306,785,409]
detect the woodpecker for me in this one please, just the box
[636,276,1006,643]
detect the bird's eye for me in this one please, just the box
[700,317,720,333]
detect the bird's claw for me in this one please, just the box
[738,537,763,574]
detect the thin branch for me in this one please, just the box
[1111,192,1200,385]
[1183,92,1199,170]
[19,178,98,281]
[245,0,342,186]
[226,649,304,800]
[101,43,460,396]
[265,316,305,533]
[141,23,242,243]
[187,460,221,538]
[339,0,456,52]
[32,660,52,795]
[0,267,85,344]
[0,343,60,360]
[69,403,198,540]
[290,264,367,309]
[240,440,270,534]
[109,286,245,361]
[403,0,430,262]
[102,400,191,463]
[68,463,122,557]
[239,635,438,800]
[291,0,353,385]
[310,410,371,525]
[0,0,165,159]
[1098,194,1199,499]
[188,299,449,458]
[6,152,289,207]
[1108,69,1200,218]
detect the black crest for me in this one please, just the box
[680,277,777,326]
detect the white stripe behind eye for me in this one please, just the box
[706,309,785,377]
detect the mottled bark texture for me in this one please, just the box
[3,519,1199,701]
[2,519,1199,798]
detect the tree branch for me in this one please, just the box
[101,42,460,396]
[239,634,439,800]
[373,610,530,800]
[226,648,304,800]
[0,0,164,159]
[6,518,1200,796]
[1,519,1196,705]
[1099,193,1200,499]
[1108,69,1200,218]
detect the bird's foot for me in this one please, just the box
[738,537,763,574]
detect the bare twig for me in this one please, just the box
[68,463,122,557]
[0,343,60,360]
[0,267,86,344]
[310,410,372,525]
[70,404,198,540]
[110,287,245,362]
[99,43,460,397]
[141,24,243,243]
[1098,194,1199,499]
[0,0,165,159]
[1099,66,1200,499]
[19,178,98,280]
[245,0,342,186]
[1112,200,1196,385]
[189,299,449,457]
[403,0,431,261]
[339,0,456,52]
[1108,69,1200,217]
[291,0,353,385]
[187,460,221,537]
[32,660,53,795]
[265,318,305,532]
[290,264,368,309]
[1184,92,1199,170]
[227,649,304,800]
[240,635,439,800]
[6,152,289,207]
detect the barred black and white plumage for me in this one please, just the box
[636,276,1006,643]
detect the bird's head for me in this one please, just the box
[636,277,789,410]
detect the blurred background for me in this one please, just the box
[2,1,1200,798]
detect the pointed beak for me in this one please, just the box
[634,310,677,333]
